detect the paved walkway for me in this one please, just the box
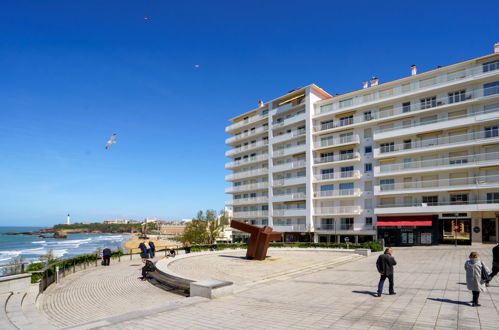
[73,245,499,330]
[39,257,185,328]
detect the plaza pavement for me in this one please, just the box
[65,244,499,330]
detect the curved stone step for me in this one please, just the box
[22,284,57,330]
[5,292,37,330]
[1,292,16,330]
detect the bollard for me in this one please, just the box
[55,266,59,284]
[130,250,132,261]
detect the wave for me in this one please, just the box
[32,240,46,244]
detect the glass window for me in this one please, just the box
[339,98,353,108]
[420,96,437,109]
[485,126,499,138]
[339,132,354,144]
[364,111,373,121]
[403,139,412,150]
[451,194,469,205]
[380,179,395,191]
[483,60,499,73]
[487,192,499,203]
[340,218,354,230]
[340,149,353,160]
[365,146,372,154]
[422,196,438,206]
[402,102,411,113]
[320,184,334,191]
[339,115,353,127]
[484,82,499,96]
[448,90,466,104]
[341,166,354,177]
[365,217,373,225]
[364,163,372,172]
[380,142,394,153]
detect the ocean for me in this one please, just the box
[0,226,133,266]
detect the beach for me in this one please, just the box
[123,234,180,253]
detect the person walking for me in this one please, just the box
[376,247,397,297]
[148,241,156,258]
[138,241,149,259]
[102,248,111,266]
[184,240,191,254]
[486,242,499,286]
[465,252,490,306]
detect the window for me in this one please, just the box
[320,184,334,191]
[484,82,499,96]
[483,60,499,72]
[487,192,499,203]
[364,199,372,208]
[364,128,372,138]
[320,104,333,114]
[422,196,438,206]
[420,115,437,125]
[451,194,469,205]
[365,146,372,154]
[485,126,499,138]
[339,98,353,108]
[339,182,354,195]
[403,158,412,168]
[320,119,334,130]
[402,102,411,113]
[340,149,354,160]
[448,90,466,104]
[364,111,373,121]
[365,217,373,225]
[420,96,437,109]
[320,218,334,230]
[380,142,394,153]
[339,115,353,126]
[340,218,354,230]
[403,139,412,150]
[341,166,354,177]
[380,179,395,191]
[365,163,372,172]
[364,181,373,191]
[340,132,353,144]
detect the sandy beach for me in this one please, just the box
[123,234,180,253]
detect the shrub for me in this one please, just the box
[361,241,383,252]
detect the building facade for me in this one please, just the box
[226,46,499,246]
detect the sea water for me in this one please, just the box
[0,226,132,266]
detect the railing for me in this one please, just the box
[314,206,361,215]
[226,126,268,144]
[314,152,360,164]
[273,175,306,186]
[375,129,499,155]
[313,188,361,198]
[225,154,268,168]
[225,197,268,205]
[314,63,499,117]
[273,209,307,217]
[273,192,306,201]
[225,140,269,156]
[274,100,306,114]
[377,175,499,192]
[225,168,268,181]
[376,102,499,134]
[272,112,306,128]
[377,199,499,208]
[273,129,306,143]
[226,113,269,132]
[272,224,308,232]
[0,262,29,276]
[273,159,306,172]
[225,182,268,193]
[314,135,360,149]
[272,144,306,157]
[314,170,361,181]
[377,151,499,173]
[232,210,269,218]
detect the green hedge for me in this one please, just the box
[177,241,382,252]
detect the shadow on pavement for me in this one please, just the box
[427,298,470,306]
[352,290,378,297]
[218,255,251,260]
[456,282,467,285]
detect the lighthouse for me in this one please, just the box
[67,214,70,225]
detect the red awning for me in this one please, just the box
[376,220,433,227]
[377,215,432,222]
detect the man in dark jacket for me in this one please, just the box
[102,248,112,266]
[376,248,397,297]
[486,242,499,285]
[148,241,156,258]
[140,258,156,281]
[138,242,149,259]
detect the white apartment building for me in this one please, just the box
[226,44,499,246]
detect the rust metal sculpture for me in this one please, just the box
[230,220,282,260]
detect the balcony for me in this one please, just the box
[375,151,499,176]
[374,129,499,158]
[225,168,268,181]
[314,63,499,118]
[273,224,308,232]
[375,200,499,215]
[225,197,268,206]
[314,134,360,150]
[274,100,306,114]
[272,129,306,144]
[313,170,361,182]
[225,140,269,157]
[314,152,361,166]
[272,160,306,173]
[272,112,306,129]
[314,206,362,216]
[225,154,268,169]
[273,209,307,217]
[272,144,307,158]
[232,210,269,218]
[226,113,269,133]
[314,223,375,233]
[375,175,499,195]
[374,103,499,141]
[225,182,268,194]
[226,126,268,145]
[313,188,361,199]
[273,176,307,187]
[272,192,306,203]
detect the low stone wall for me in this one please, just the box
[0,273,31,294]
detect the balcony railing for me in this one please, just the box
[224,182,268,193]
[314,206,361,215]
[377,199,499,208]
[273,160,306,172]
[272,112,306,128]
[272,144,306,157]
[273,209,307,217]
[314,170,361,181]
[226,113,269,133]
[375,129,499,156]
[314,63,499,118]
[314,152,360,165]
[273,176,307,187]
[226,126,268,144]
[225,197,268,206]
[273,224,308,232]
[272,129,306,144]
[314,135,360,149]
[273,192,306,201]
[225,168,268,181]
[377,175,499,193]
[376,102,499,134]
[377,151,499,174]
[225,154,268,169]
[225,140,269,157]
[313,188,361,198]
[232,210,269,218]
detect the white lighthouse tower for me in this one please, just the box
[67,214,70,225]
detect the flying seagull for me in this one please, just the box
[194,64,200,68]
[144,15,149,23]
[105,134,117,150]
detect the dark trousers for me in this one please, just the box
[103,256,110,266]
[489,264,499,280]
[141,267,147,279]
[185,247,191,254]
[150,249,155,258]
[472,291,480,304]
[377,274,394,294]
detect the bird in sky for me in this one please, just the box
[144,15,149,23]
[194,64,200,68]
[105,134,117,150]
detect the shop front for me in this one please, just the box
[376,215,439,246]
[438,213,472,245]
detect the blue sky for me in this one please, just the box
[0,0,498,226]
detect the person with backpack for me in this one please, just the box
[465,251,490,307]
[102,247,112,266]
